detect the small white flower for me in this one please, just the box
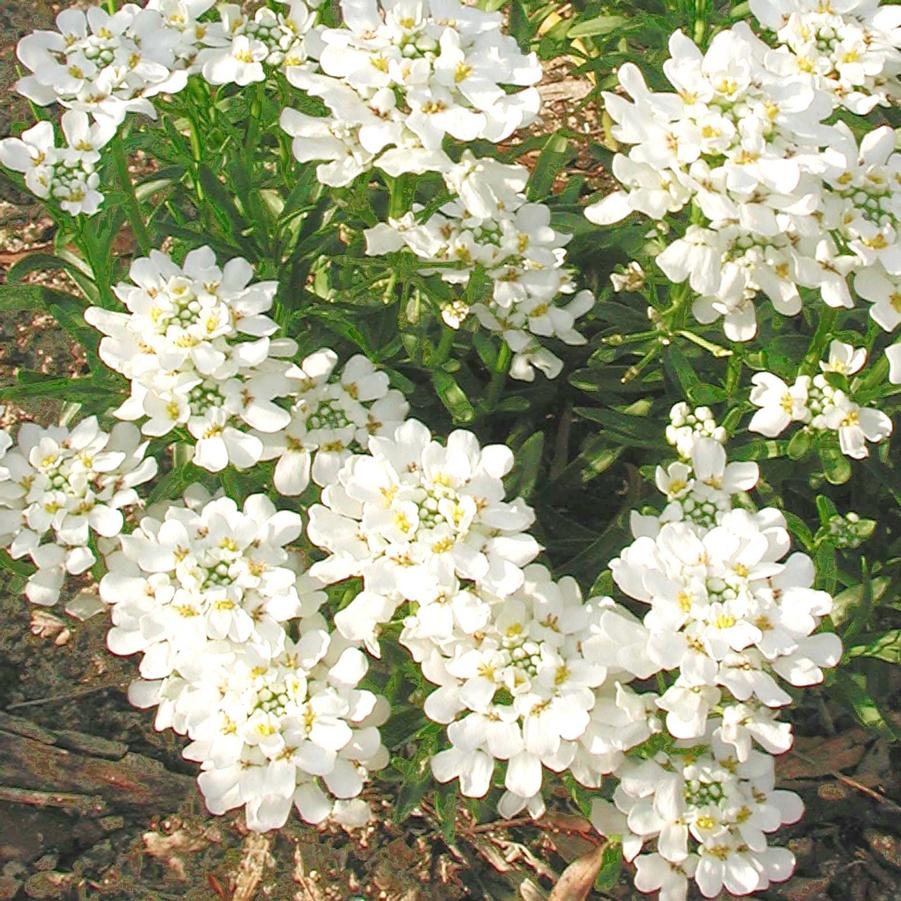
[819,339,866,375]
[748,373,810,437]
[0,417,156,606]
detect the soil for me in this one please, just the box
[0,3,898,900]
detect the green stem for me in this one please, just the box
[74,218,115,309]
[484,342,512,410]
[805,307,838,371]
[430,325,456,367]
[112,136,152,255]
[388,175,410,218]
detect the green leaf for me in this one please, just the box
[505,432,545,501]
[145,458,205,506]
[568,15,629,38]
[527,132,571,201]
[594,842,623,892]
[832,671,897,737]
[5,252,92,287]
[509,0,530,47]
[819,444,852,485]
[814,541,837,594]
[846,630,901,665]
[831,576,890,628]
[432,371,475,423]
[433,782,459,844]
[0,372,121,403]
[787,428,811,460]
[663,343,699,395]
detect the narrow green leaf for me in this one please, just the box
[5,252,91,286]
[832,671,897,737]
[819,444,852,485]
[568,15,629,38]
[846,631,901,664]
[432,371,475,423]
[505,432,545,501]
[527,132,571,201]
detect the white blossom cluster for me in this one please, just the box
[103,488,389,830]
[15,2,191,124]
[402,564,658,819]
[281,0,542,182]
[304,418,662,819]
[0,416,156,606]
[196,1,320,87]
[307,418,542,603]
[585,11,901,340]
[749,339,893,458]
[260,347,409,497]
[85,247,298,472]
[592,731,803,899]
[750,0,901,113]
[588,403,843,900]
[365,157,594,381]
[0,111,115,216]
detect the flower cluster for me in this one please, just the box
[0,111,115,216]
[749,339,893,458]
[586,18,901,340]
[592,732,803,899]
[261,348,409,497]
[308,419,541,601]
[85,247,298,472]
[282,0,542,180]
[102,489,389,829]
[15,3,190,124]
[0,416,156,606]
[197,1,319,87]
[403,564,656,818]
[586,403,842,899]
[365,157,594,380]
[750,0,901,113]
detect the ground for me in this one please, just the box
[0,3,899,900]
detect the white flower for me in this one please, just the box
[85,246,297,472]
[665,403,727,458]
[308,419,540,600]
[198,2,318,86]
[0,111,115,215]
[260,348,409,497]
[16,3,188,124]
[103,493,317,675]
[855,265,901,332]
[748,373,810,437]
[407,565,644,813]
[820,339,866,375]
[751,0,901,113]
[610,261,647,293]
[601,734,802,898]
[822,391,893,459]
[634,853,698,901]
[887,342,901,384]
[0,417,156,606]
[285,0,541,178]
[611,501,841,730]
[280,104,375,188]
[130,629,387,831]
[364,173,593,380]
[822,124,901,275]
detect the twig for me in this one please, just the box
[0,784,107,815]
[834,773,901,812]
[5,681,127,711]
